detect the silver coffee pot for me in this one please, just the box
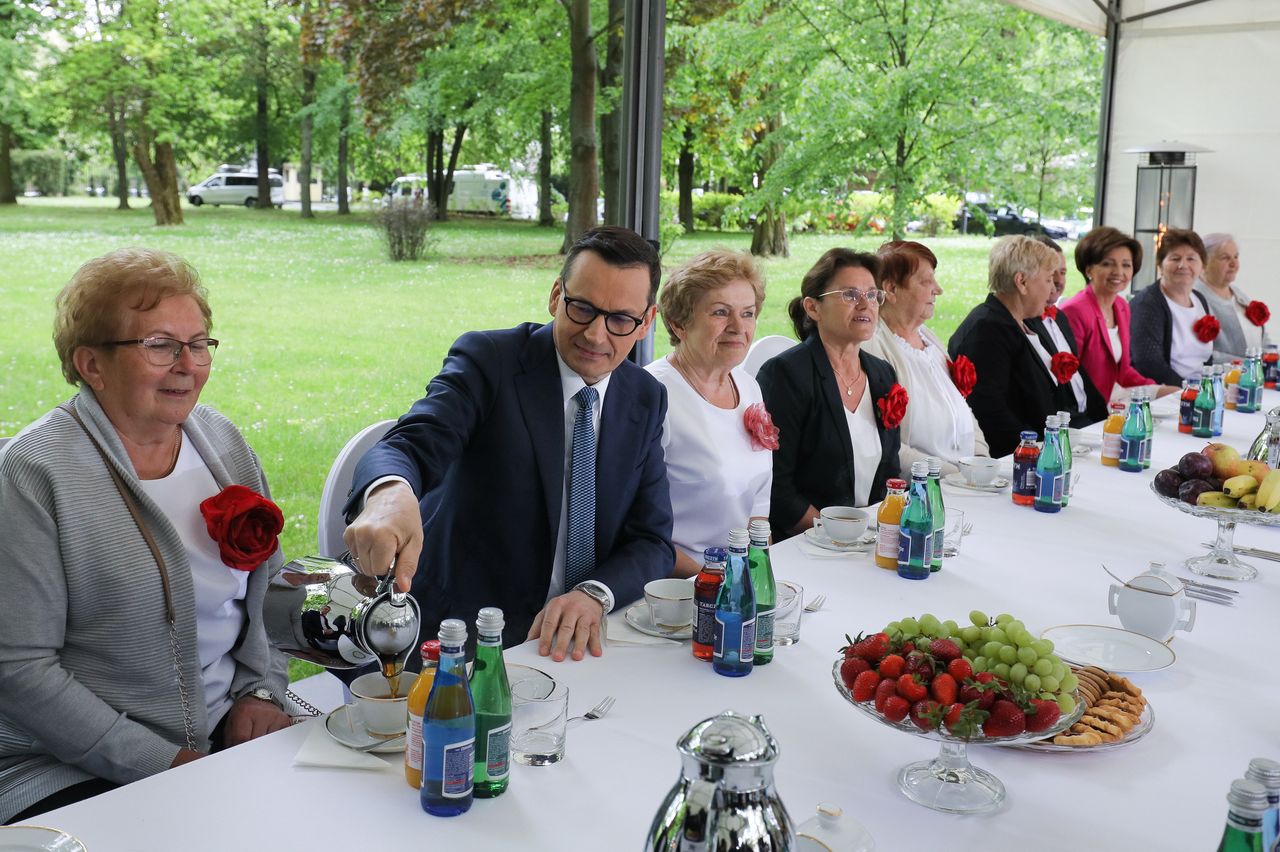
[1246,406,1280,462]
[645,710,794,852]
[263,554,421,676]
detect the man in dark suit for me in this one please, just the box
[342,227,674,661]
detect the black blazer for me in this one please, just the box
[1129,283,1213,386]
[1026,312,1108,427]
[948,294,1060,458]
[757,333,902,537]
[345,321,675,647]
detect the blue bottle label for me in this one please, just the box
[1179,397,1194,425]
[1036,470,1063,504]
[694,597,717,646]
[1013,460,1037,495]
[754,610,774,652]
[712,614,725,659]
[740,618,756,663]
[897,527,931,565]
[441,737,476,798]
[485,722,511,780]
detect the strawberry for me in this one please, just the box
[1023,698,1062,734]
[909,699,942,731]
[851,670,881,703]
[947,658,973,683]
[874,677,899,713]
[929,638,962,662]
[900,640,916,655]
[896,674,928,703]
[840,656,871,688]
[905,650,935,680]
[930,672,958,706]
[982,699,1026,738]
[878,654,906,679]
[846,632,891,663]
[959,672,998,711]
[944,701,989,739]
[882,695,910,723]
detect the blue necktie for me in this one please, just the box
[565,386,598,591]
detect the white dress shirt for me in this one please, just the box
[1043,318,1088,413]
[843,389,882,507]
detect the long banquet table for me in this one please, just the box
[34,393,1280,850]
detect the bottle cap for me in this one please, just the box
[910,460,929,478]
[1245,757,1280,789]
[886,478,907,490]
[703,546,727,564]
[419,639,441,663]
[748,518,771,542]
[727,528,749,548]
[1019,430,1038,441]
[926,457,942,475]
[1045,415,1059,429]
[476,606,505,635]
[1227,778,1269,812]
[438,618,467,646]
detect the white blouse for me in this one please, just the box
[646,358,773,562]
[1042,319,1088,413]
[885,333,976,465]
[843,388,882,507]
[138,432,248,728]
[1107,327,1123,362]
[1165,293,1215,380]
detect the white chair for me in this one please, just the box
[743,334,797,378]
[316,419,396,557]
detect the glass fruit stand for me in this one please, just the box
[1149,482,1280,581]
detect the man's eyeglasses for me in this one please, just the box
[561,295,645,337]
[102,336,220,366]
[816,287,887,306]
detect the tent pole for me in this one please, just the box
[620,0,666,366]
[1093,0,1120,226]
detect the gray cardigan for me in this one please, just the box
[1194,279,1271,363]
[0,388,287,822]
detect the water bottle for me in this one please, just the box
[712,529,755,678]
[897,461,933,580]
[1012,431,1041,504]
[422,619,476,816]
[1240,348,1263,413]
[1179,379,1198,433]
[925,457,945,572]
[1216,778,1268,852]
[1193,370,1217,438]
[1138,387,1154,469]
[1118,393,1144,472]
[1056,411,1074,505]
[692,547,726,662]
[1245,758,1280,852]
[747,520,776,666]
[1034,415,1065,513]
[1265,343,1280,388]
[1212,365,1226,436]
[470,608,511,799]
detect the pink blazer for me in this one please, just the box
[1060,286,1155,401]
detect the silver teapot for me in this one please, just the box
[264,555,421,676]
[646,710,794,852]
[1246,406,1280,462]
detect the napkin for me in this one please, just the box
[795,540,862,560]
[605,608,680,646]
[292,715,394,771]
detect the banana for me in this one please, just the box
[1256,469,1280,509]
[1239,492,1259,510]
[1222,474,1260,498]
[1196,491,1239,508]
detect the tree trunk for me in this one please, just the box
[444,122,466,217]
[336,82,350,215]
[299,64,316,219]
[598,0,623,226]
[426,128,446,221]
[133,127,183,226]
[254,27,272,210]
[560,0,598,253]
[750,113,787,257]
[678,125,695,233]
[108,99,130,210]
[0,122,15,204]
[539,109,554,227]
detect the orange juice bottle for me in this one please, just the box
[1100,402,1125,467]
[404,640,440,789]
[875,479,908,569]
[1224,359,1242,410]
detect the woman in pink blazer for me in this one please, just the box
[1061,227,1178,402]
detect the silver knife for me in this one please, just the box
[1177,575,1240,595]
[1199,541,1280,562]
[1185,589,1233,605]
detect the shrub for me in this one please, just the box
[692,192,742,230]
[373,200,436,261]
[12,150,66,197]
[913,194,963,237]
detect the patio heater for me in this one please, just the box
[1124,141,1212,292]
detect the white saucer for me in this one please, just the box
[324,704,406,753]
[624,603,693,639]
[803,527,874,552]
[0,826,87,852]
[942,472,1010,492]
[1039,624,1176,673]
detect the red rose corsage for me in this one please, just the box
[743,402,780,451]
[875,383,909,430]
[1193,315,1221,343]
[1049,351,1080,384]
[200,485,284,571]
[948,355,977,398]
[1246,300,1270,328]
[1042,306,1059,321]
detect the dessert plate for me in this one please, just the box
[0,826,87,851]
[803,527,875,552]
[325,704,406,753]
[942,473,1010,493]
[624,603,693,640]
[1039,624,1175,672]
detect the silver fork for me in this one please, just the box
[804,594,826,612]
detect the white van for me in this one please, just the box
[188,170,284,208]
[386,166,511,215]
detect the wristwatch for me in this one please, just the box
[573,582,611,615]
[246,687,282,709]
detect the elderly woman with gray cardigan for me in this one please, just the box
[0,250,289,824]
[1194,232,1270,362]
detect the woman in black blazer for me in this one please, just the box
[1129,228,1215,386]
[947,236,1062,458]
[757,248,903,539]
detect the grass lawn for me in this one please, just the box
[1,199,1028,670]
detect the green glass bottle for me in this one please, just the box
[470,607,512,798]
[1217,778,1268,852]
[1056,411,1074,506]
[896,461,933,580]
[747,519,777,665]
[1193,369,1217,438]
[925,457,944,571]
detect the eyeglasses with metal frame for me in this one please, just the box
[101,336,220,366]
[815,287,887,305]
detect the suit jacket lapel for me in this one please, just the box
[805,335,857,479]
[514,324,565,544]
[860,350,893,462]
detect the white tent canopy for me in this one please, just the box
[1007,0,1280,304]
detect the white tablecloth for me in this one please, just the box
[34,392,1280,849]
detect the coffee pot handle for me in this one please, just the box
[1177,597,1197,632]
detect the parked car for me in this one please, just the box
[954,203,1068,239]
[385,166,511,215]
[187,170,284,208]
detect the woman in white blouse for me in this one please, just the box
[1130,229,1215,386]
[647,250,773,577]
[863,241,988,476]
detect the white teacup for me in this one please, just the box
[644,578,695,630]
[349,671,410,738]
[1107,569,1196,643]
[958,456,999,486]
[815,506,868,544]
